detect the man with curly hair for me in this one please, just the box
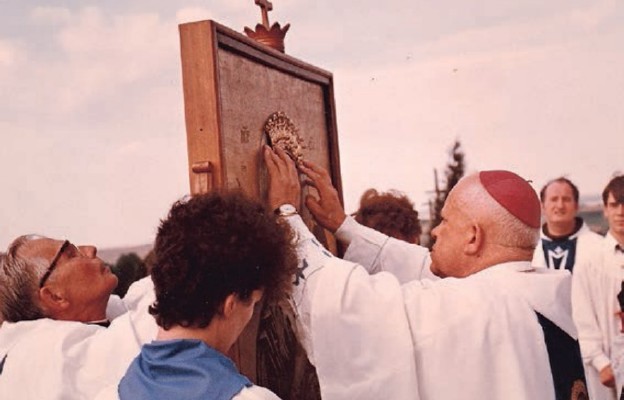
[118,191,297,400]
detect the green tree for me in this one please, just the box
[428,140,466,248]
[111,252,147,297]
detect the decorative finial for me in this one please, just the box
[244,0,290,53]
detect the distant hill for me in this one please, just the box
[579,204,608,235]
[98,243,153,265]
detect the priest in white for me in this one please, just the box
[0,236,157,399]
[264,146,587,400]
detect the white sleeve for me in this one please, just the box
[284,216,420,400]
[232,385,282,400]
[284,215,334,366]
[572,257,611,372]
[336,216,435,283]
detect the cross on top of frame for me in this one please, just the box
[245,0,290,53]
[255,0,273,28]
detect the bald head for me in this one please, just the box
[452,173,540,248]
[430,171,540,278]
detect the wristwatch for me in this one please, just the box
[274,203,298,217]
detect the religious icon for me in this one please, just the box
[264,111,304,164]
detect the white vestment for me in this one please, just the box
[0,276,157,400]
[573,231,624,400]
[289,216,578,400]
[338,217,438,283]
[532,220,604,271]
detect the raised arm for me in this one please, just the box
[299,159,434,282]
[263,148,419,399]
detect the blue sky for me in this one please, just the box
[1,0,623,248]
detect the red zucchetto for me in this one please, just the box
[479,170,541,229]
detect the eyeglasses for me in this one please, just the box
[39,240,70,288]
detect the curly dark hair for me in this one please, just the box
[354,189,422,243]
[149,191,298,330]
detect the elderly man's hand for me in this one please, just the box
[599,365,615,388]
[264,146,301,211]
[299,159,346,232]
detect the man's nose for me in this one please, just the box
[79,245,97,258]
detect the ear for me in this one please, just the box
[221,293,238,319]
[464,223,484,256]
[39,286,70,315]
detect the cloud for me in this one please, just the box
[1,6,180,127]
[30,6,71,25]
[568,0,618,30]
[176,7,215,24]
[1,1,622,248]
[327,1,624,212]
[0,6,190,248]
[0,39,20,67]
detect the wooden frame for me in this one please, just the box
[179,20,342,212]
[179,20,341,399]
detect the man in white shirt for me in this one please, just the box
[573,175,624,399]
[0,235,157,399]
[264,146,586,400]
[533,177,607,398]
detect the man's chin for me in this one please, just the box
[109,275,119,292]
[430,264,445,278]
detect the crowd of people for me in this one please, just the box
[0,145,623,400]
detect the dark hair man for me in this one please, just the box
[354,189,422,244]
[264,146,586,400]
[118,191,297,400]
[572,175,624,400]
[0,235,157,399]
[533,177,603,272]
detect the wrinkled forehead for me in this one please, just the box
[544,181,576,198]
[18,237,64,261]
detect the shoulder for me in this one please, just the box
[122,276,155,309]
[233,385,281,400]
[1,318,99,344]
[578,226,604,243]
